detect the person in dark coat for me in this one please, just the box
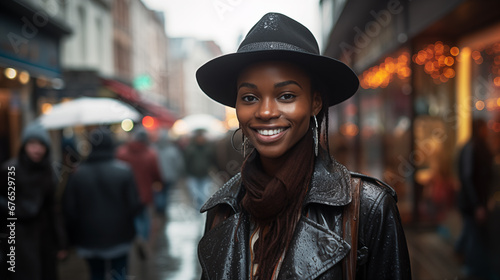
[195,13,411,279]
[183,129,217,210]
[63,128,141,280]
[0,122,66,280]
[456,118,496,279]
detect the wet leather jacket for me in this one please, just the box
[199,152,411,279]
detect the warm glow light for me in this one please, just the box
[19,71,30,84]
[41,103,53,114]
[224,107,239,129]
[142,116,155,128]
[121,119,134,132]
[413,42,457,84]
[4,68,17,79]
[340,122,359,137]
[360,52,410,89]
[172,119,188,136]
[471,50,482,60]
[456,47,471,146]
[475,101,485,111]
[494,77,500,87]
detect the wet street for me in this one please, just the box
[59,181,466,280]
[59,180,205,280]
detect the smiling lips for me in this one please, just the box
[253,127,289,143]
[256,128,287,136]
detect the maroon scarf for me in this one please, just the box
[241,129,315,279]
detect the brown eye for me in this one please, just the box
[242,95,258,102]
[278,93,295,100]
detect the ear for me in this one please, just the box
[311,91,323,116]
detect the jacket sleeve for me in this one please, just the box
[358,183,412,279]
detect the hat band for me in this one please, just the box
[238,41,313,54]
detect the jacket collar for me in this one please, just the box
[200,149,352,213]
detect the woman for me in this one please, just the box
[0,122,66,280]
[196,13,411,279]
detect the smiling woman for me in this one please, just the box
[195,12,411,280]
[236,61,321,166]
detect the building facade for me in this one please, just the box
[168,37,226,120]
[321,0,500,229]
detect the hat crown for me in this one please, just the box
[237,13,319,55]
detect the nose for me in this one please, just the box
[255,97,280,120]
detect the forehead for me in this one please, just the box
[237,61,311,85]
[26,138,44,145]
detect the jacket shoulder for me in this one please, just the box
[200,173,242,213]
[350,171,398,202]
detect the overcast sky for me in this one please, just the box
[142,0,322,54]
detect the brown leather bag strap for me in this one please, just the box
[342,177,362,280]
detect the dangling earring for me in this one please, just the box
[312,115,319,157]
[230,128,250,157]
[243,136,249,158]
[230,128,242,152]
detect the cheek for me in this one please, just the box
[281,103,312,126]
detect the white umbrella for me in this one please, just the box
[38,97,141,129]
[172,114,227,138]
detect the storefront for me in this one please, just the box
[0,1,70,163]
[322,0,500,225]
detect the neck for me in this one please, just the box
[259,154,288,177]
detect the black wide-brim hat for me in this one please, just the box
[196,12,359,108]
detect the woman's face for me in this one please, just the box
[24,139,47,163]
[236,61,322,160]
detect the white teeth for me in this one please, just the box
[257,128,285,136]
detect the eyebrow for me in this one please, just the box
[238,80,303,90]
[275,80,302,89]
[238,82,257,89]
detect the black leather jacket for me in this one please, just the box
[199,152,411,279]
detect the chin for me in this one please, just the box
[255,147,286,159]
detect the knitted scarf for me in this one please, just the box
[241,129,315,279]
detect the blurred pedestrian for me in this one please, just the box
[0,122,67,280]
[154,129,184,216]
[63,128,141,280]
[456,118,496,279]
[183,129,216,210]
[195,13,411,279]
[116,126,162,253]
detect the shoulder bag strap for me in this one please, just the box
[342,177,362,280]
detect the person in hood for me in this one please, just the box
[64,128,141,280]
[195,13,411,279]
[0,122,66,280]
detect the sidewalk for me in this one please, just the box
[405,212,466,280]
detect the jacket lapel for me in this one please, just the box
[277,216,350,280]
[198,212,250,280]
[304,151,352,207]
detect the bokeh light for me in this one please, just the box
[121,119,134,132]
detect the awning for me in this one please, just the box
[100,78,177,128]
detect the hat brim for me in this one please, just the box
[196,49,359,108]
